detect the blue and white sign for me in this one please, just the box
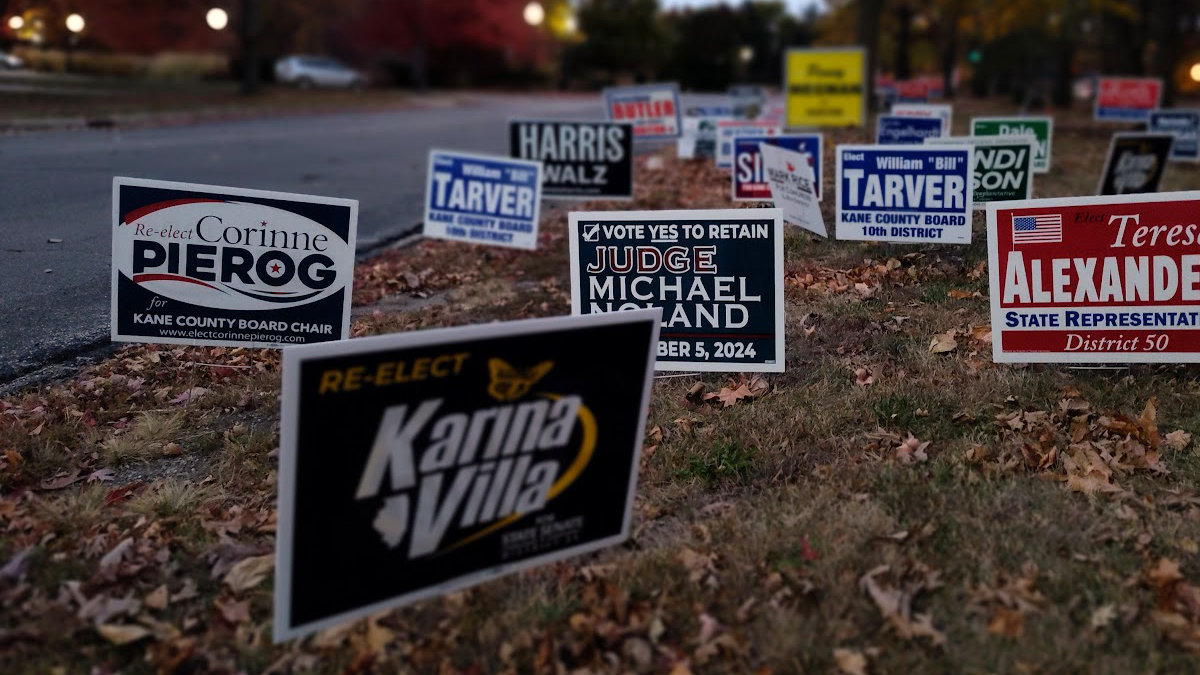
[732,134,823,202]
[716,121,781,168]
[424,150,543,250]
[836,144,973,244]
[876,115,944,144]
[1148,109,1200,162]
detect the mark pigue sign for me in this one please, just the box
[987,191,1200,363]
[732,134,823,202]
[509,120,633,199]
[424,149,543,250]
[274,310,660,640]
[836,144,974,244]
[1094,77,1162,122]
[926,135,1035,207]
[569,209,785,372]
[603,83,682,140]
[971,116,1054,173]
[111,177,357,348]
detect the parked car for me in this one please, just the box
[1,51,25,69]
[274,55,366,90]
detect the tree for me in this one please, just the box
[562,0,671,85]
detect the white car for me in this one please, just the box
[274,55,366,90]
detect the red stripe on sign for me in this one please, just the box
[132,273,221,292]
[1002,329,1200,353]
[123,198,223,225]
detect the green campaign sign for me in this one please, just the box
[971,116,1053,174]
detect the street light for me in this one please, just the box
[7,15,23,31]
[523,2,544,26]
[1191,63,1200,83]
[65,13,85,34]
[206,8,229,31]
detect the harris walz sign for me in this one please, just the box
[111,177,357,348]
[569,209,784,372]
[275,310,660,640]
[510,120,633,199]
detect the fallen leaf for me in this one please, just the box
[1090,604,1117,630]
[928,330,958,354]
[987,608,1024,638]
[214,597,250,625]
[99,537,134,570]
[705,384,752,408]
[1165,430,1193,452]
[833,648,869,675]
[854,367,874,387]
[223,554,273,593]
[97,623,152,645]
[144,585,169,611]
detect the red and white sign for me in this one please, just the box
[988,192,1200,363]
[1094,77,1163,122]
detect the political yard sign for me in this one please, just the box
[716,121,781,169]
[876,115,944,144]
[890,103,953,131]
[784,47,866,128]
[761,142,827,237]
[732,134,823,202]
[569,209,785,372]
[509,120,633,200]
[836,145,974,244]
[1148,109,1200,162]
[1095,77,1163,122]
[111,177,357,348]
[424,150,543,250]
[1098,133,1173,196]
[971,116,1054,173]
[927,135,1035,208]
[987,192,1200,363]
[274,310,660,640]
[603,83,682,140]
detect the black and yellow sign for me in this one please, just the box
[784,47,866,128]
[274,310,660,641]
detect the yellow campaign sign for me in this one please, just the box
[784,47,865,128]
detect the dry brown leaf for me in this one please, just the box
[928,330,958,354]
[97,623,152,645]
[854,367,874,387]
[705,384,752,408]
[859,565,946,646]
[987,608,1024,638]
[1148,558,1184,588]
[1165,430,1193,452]
[144,585,169,611]
[1090,604,1118,631]
[895,435,930,464]
[223,554,273,593]
[214,597,250,625]
[833,647,869,675]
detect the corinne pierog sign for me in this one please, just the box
[111,177,357,348]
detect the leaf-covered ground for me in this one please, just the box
[4,98,1200,673]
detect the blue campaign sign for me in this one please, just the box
[424,149,543,250]
[876,115,943,144]
[835,144,973,244]
[732,134,823,202]
[1148,109,1200,162]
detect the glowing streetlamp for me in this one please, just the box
[523,2,544,26]
[1191,63,1200,83]
[206,8,229,30]
[65,13,85,34]
[564,14,577,34]
[7,15,23,31]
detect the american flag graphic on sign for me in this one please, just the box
[1011,214,1063,244]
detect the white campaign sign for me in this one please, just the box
[761,143,826,237]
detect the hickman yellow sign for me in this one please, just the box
[784,47,866,128]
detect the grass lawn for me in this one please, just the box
[3,97,1200,673]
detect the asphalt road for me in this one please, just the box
[0,93,618,384]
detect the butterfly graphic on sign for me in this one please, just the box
[487,359,554,401]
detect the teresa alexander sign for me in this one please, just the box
[569,209,784,372]
[111,177,357,348]
[424,150,543,250]
[509,120,633,199]
[275,310,660,640]
[836,145,973,244]
[987,192,1200,363]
